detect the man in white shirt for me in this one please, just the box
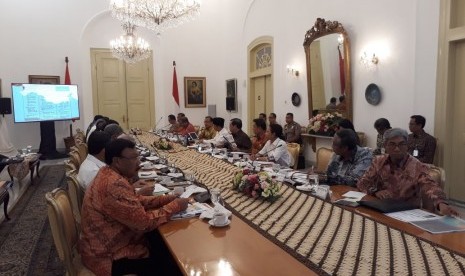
[77,131,111,190]
[202,117,237,149]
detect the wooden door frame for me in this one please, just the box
[247,36,273,134]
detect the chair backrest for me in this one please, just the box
[67,174,84,227]
[316,147,334,173]
[46,188,79,276]
[68,151,81,170]
[421,164,446,213]
[64,160,78,176]
[74,129,86,145]
[287,143,300,169]
[76,143,88,162]
[356,132,366,147]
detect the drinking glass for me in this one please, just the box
[272,163,281,174]
[168,162,176,173]
[308,174,319,191]
[210,188,221,204]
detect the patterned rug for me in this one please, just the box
[0,165,65,276]
[138,132,465,276]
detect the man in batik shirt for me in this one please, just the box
[198,116,217,140]
[357,128,457,216]
[326,129,373,186]
[79,139,188,276]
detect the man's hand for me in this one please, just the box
[173,198,189,211]
[374,190,392,199]
[136,185,155,196]
[438,203,459,217]
[133,179,151,189]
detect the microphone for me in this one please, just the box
[259,143,283,157]
[222,135,234,150]
[153,116,163,131]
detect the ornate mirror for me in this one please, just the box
[303,18,352,120]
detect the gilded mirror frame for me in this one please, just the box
[303,18,352,121]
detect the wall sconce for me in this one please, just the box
[287,65,299,77]
[360,52,379,68]
[337,34,344,45]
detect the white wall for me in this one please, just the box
[0,0,439,160]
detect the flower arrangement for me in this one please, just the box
[153,138,173,150]
[308,112,343,136]
[232,168,281,201]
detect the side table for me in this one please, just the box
[7,154,41,185]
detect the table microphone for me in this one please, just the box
[153,116,163,131]
[259,143,282,157]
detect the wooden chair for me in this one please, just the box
[45,188,95,276]
[69,151,81,170]
[75,143,88,162]
[316,147,334,173]
[287,143,301,170]
[67,174,84,227]
[64,160,78,177]
[356,132,366,147]
[74,129,86,145]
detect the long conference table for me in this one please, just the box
[137,132,465,276]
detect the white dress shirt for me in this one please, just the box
[77,154,106,190]
[204,128,237,149]
[258,138,292,167]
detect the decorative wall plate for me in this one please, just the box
[365,83,381,105]
[291,92,301,106]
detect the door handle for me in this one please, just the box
[122,115,126,123]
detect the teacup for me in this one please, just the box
[173,186,184,196]
[212,212,228,226]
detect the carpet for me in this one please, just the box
[0,165,65,275]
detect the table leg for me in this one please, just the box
[36,161,40,178]
[7,166,13,182]
[30,165,35,185]
[3,192,10,220]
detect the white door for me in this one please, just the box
[91,49,154,130]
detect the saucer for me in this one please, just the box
[141,164,156,170]
[208,219,231,227]
[138,171,157,179]
[296,185,314,192]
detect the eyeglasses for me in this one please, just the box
[385,142,408,149]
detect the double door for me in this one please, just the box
[91,49,155,130]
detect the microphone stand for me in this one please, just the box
[153,116,163,131]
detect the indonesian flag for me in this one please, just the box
[338,46,345,95]
[65,56,71,85]
[172,61,180,106]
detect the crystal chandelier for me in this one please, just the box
[110,0,201,34]
[110,22,151,63]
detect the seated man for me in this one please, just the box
[77,131,111,190]
[104,123,124,140]
[326,129,373,186]
[373,118,391,155]
[198,116,217,140]
[251,118,268,154]
[229,118,252,152]
[259,112,267,123]
[177,116,196,136]
[166,114,179,133]
[86,115,104,137]
[283,113,302,144]
[326,97,337,110]
[268,113,280,126]
[407,115,436,164]
[79,139,189,275]
[202,117,237,149]
[357,128,457,216]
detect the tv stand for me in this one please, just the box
[38,121,68,160]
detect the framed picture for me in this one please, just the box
[28,75,60,85]
[184,77,206,108]
[226,78,237,112]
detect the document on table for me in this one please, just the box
[409,216,465,234]
[386,209,440,222]
[171,202,213,220]
[180,185,208,198]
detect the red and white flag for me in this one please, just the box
[65,56,71,85]
[172,61,180,107]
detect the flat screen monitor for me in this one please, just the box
[11,83,80,123]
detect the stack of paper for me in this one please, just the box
[171,202,213,220]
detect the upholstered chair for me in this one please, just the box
[287,143,301,170]
[67,174,84,228]
[316,147,334,173]
[68,151,81,170]
[46,188,95,276]
[422,165,446,213]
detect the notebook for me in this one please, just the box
[358,199,417,213]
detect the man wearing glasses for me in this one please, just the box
[356,128,458,216]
